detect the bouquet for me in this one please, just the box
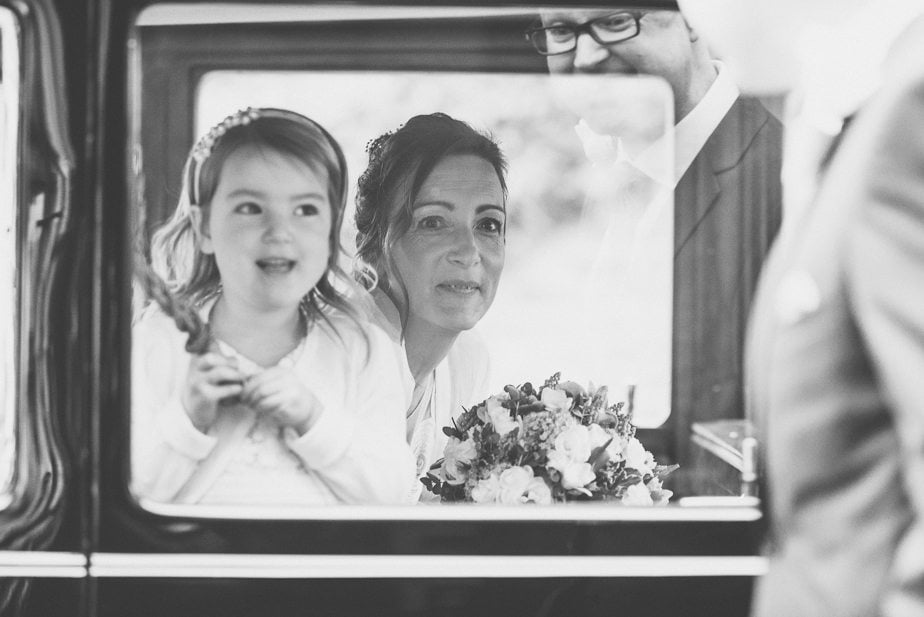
[422,373,678,505]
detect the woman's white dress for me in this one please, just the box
[361,289,492,501]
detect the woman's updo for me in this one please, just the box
[354,112,508,293]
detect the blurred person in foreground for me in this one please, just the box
[526,7,783,464]
[681,0,924,614]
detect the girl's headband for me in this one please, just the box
[187,107,259,206]
[186,107,347,208]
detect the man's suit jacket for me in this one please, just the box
[670,97,782,465]
[748,18,924,616]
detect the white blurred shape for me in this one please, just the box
[679,0,922,103]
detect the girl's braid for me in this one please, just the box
[135,257,212,355]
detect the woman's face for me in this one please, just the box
[391,154,506,335]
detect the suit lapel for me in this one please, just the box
[673,98,771,258]
[674,156,720,258]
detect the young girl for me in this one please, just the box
[132,108,415,506]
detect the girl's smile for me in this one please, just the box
[255,257,297,275]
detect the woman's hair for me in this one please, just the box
[354,112,508,329]
[148,108,364,346]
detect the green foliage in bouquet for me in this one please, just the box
[422,373,678,505]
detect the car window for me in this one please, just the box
[128,3,775,516]
[194,69,674,425]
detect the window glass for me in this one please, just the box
[194,70,674,427]
[130,4,778,513]
[0,6,20,511]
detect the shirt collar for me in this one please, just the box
[575,61,739,188]
[667,60,739,184]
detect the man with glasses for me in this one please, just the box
[527,8,783,466]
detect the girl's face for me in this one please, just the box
[196,146,332,313]
[392,154,506,335]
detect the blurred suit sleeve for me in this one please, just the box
[750,42,924,617]
[845,67,924,616]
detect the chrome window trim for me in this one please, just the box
[136,4,536,26]
[89,553,768,578]
[0,551,88,577]
[136,498,761,522]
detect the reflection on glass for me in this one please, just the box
[194,71,674,428]
[0,7,20,510]
[130,70,676,509]
[130,5,779,513]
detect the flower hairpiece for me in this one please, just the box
[191,107,261,163]
[364,128,396,155]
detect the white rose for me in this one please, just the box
[623,437,655,474]
[547,450,595,493]
[622,482,654,506]
[471,474,501,503]
[486,397,519,435]
[444,436,476,464]
[477,395,505,423]
[497,466,533,504]
[541,388,572,413]
[525,477,553,505]
[546,449,570,473]
[498,465,533,505]
[554,425,592,463]
[499,465,534,490]
[440,437,477,485]
[558,461,596,493]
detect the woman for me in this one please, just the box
[354,112,508,501]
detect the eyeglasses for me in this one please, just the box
[525,12,642,56]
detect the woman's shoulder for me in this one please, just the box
[310,308,411,393]
[313,307,401,358]
[346,286,402,344]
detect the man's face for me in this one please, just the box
[541,10,700,115]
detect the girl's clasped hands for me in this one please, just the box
[182,353,320,437]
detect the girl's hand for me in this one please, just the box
[182,352,245,433]
[240,366,321,436]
